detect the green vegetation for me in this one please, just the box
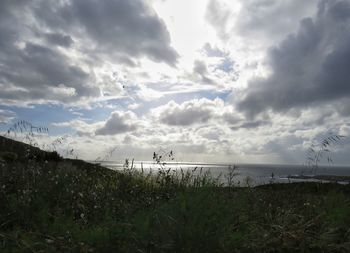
[1,136,350,252]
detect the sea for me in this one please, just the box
[95,160,350,186]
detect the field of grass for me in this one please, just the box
[1,137,350,252]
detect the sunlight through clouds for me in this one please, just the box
[0,0,350,164]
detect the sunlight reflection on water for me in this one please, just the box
[96,161,350,186]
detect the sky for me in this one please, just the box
[1,0,350,165]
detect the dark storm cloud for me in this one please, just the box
[0,0,97,104]
[238,0,350,118]
[0,41,99,103]
[0,1,91,104]
[235,0,318,42]
[0,0,177,105]
[337,100,350,116]
[21,43,87,88]
[33,0,178,66]
[43,32,74,48]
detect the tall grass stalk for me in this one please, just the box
[307,133,345,174]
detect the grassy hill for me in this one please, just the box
[0,135,110,172]
[0,136,350,252]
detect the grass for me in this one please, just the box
[0,136,350,252]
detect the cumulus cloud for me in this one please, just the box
[202,43,227,58]
[215,57,236,74]
[235,0,318,44]
[200,43,239,83]
[33,0,178,65]
[193,60,214,84]
[1,0,349,164]
[238,0,350,118]
[95,111,138,135]
[53,110,140,137]
[153,98,225,126]
[0,1,95,105]
[0,41,97,104]
[0,0,178,106]
[205,0,232,41]
[196,126,225,141]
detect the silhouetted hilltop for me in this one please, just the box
[0,135,109,172]
[0,135,62,162]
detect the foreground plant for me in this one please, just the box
[307,133,346,173]
[0,135,350,252]
[1,154,350,252]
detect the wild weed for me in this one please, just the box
[306,133,346,174]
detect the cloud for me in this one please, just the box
[48,99,349,164]
[196,125,225,141]
[230,120,270,131]
[235,0,318,44]
[199,43,239,84]
[0,1,97,105]
[0,41,98,105]
[33,0,178,66]
[193,60,214,84]
[222,112,242,125]
[43,32,74,48]
[202,43,227,58]
[238,0,350,118]
[0,0,178,106]
[95,111,138,135]
[0,109,16,124]
[215,57,235,73]
[154,98,224,126]
[205,0,231,41]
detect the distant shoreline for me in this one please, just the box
[91,160,350,169]
[288,174,350,184]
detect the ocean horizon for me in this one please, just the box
[93,160,350,186]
